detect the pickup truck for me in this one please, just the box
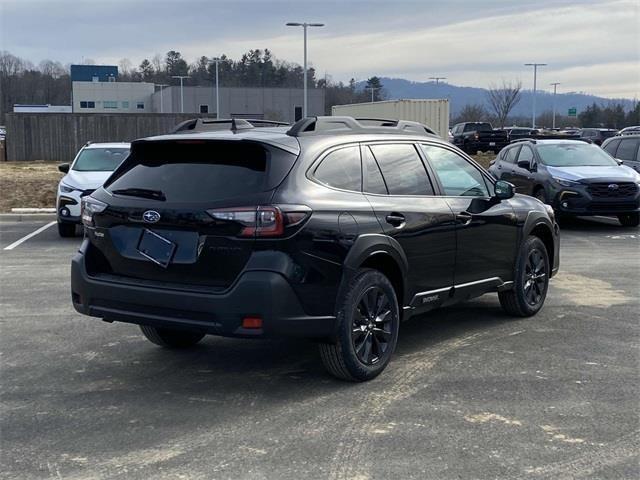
[451,122,509,154]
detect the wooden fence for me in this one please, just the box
[4,113,211,162]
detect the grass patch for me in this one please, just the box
[0,162,62,212]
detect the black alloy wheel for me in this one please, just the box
[523,248,547,307]
[351,286,393,366]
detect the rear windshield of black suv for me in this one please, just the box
[104,140,297,202]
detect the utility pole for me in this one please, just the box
[171,75,190,113]
[155,84,169,113]
[365,86,380,103]
[550,82,561,129]
[286,22,325,118]
[211,57,220,118]
[524,63,547,128]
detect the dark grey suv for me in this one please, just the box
[602,134,640,173]
[489,139,640,226]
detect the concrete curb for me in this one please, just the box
[0,213,57,222]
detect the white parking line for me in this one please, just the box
[3,222,56,251]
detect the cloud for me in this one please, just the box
[1,0,638,98]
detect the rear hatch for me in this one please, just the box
[85,139,298,290]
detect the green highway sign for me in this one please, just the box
[568,107,577,117]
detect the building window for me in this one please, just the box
[136,102,145,109]
[122,101,129,109]
[80,101,87,108]
[108,76,116,82]
[104,101,118,109]
[80,101,95,109]
[92,76,99,82]
[199,104,209,114]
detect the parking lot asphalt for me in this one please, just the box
[1,217,638,480]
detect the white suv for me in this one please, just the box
[57,142,130,237]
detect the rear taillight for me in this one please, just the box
[81,197,108,227]
[206,205,310,238]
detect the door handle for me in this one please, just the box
[385,213,406,227]
[456,212,473,225]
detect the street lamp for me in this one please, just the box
[211,57,221,118]
[550,82,561,129]
[171,75,190,113]
[524,63,547,128]
[286,22,325,118]
[365,86,380,103]
[154,84,169,113]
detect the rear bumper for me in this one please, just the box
[71,248,336,339]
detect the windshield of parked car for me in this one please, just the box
[537,143,619,167]
[72,147,129,171]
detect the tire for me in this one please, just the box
[617,213,639,227]
[139,325,205,348]
[57,221,76,237]
[319,269,400,382]
[533,187,548,204]
[499,236,550,317]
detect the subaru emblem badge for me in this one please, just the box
[143,210,161,223]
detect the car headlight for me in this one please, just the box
[60,182,79,193]
[81,197,108,226]
[552,176,579,187]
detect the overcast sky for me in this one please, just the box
[1,0,638,98]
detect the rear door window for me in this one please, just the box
[106,141,296,202]
[503,146,520,164]
[362,146,388,194]
[616,138,640,161]
[369,144,434,195]
[313,146,362,191]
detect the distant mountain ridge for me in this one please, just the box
[358,77,636,117]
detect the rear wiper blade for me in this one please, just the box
[111,188,166,201]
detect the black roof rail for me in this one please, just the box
[170,118,290,134]
[286,116,438,137]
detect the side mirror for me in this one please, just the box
[517,159,531,170]
[58,163,70,173]
[494,180,515,200]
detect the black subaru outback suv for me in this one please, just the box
[72,117,560,381]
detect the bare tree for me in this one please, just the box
[487,80,522,128]
[453,103,488,124]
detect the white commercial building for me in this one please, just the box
[72,81,155,113]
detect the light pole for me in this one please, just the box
[429,76,447,85]
[171,75,190,113]
[524,63,547,128]
[211,57,220,118]
[155,84,169,113]
[286,22,325,118]
[550,82,561,129]
[365,86,380,103]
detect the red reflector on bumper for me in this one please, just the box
[242,317,263,329]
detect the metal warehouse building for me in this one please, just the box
[151,86,325,122]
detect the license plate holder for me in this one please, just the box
[137,229,176,268]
